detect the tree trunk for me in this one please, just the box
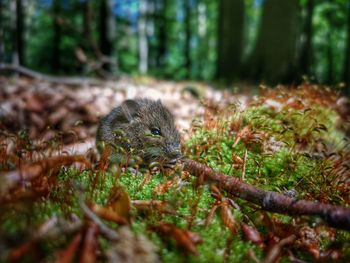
[327,29,334,83]
[138,0,149,74]
[216,0,245,82]
[83,0,93,47]
[0,1,3,63]
[16,0,24,65]
[156,0,167,68]
[197,1,207,79]
[299,0,314,77]
[83,0,100,56]
[99,0,114,71]
[99,0,111,56]
[249,0,299,84]
[52,0,61,72]
[343,0,350,96]
[10,0,19,66]
[184,0,191,78]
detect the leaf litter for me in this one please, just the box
[0,76,350,262]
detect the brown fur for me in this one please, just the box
[96,99,181,165]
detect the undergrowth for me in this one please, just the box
[0,85,349,262]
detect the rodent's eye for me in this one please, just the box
[151,128,161,136]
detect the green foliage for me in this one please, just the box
[116,18,139,74]
[25,11,56,73]
[313,0,348,82]
[2,0,349,84]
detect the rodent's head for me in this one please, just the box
[107,99,182,166]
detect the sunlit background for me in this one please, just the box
[1,0,349,93]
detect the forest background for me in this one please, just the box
[1,1,350,261]
[1,0,350,95]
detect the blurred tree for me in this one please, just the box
[0,0,348,87]
[184,0,192,78]
[249,0,299,84]
[0,0,15,63]
[10,0,24,66]
[52,0,61,72]
[155,0,168,69]
[99,0,115,72]
[15,0,25,66]
[0,2,3,62]
[324,10,335,82]
[216,0,245,82]
[343,1,350,95]
[82,0,94,53]
[115,1,139,74]
[189,0,217,80]
[158,0,185,79]
[299,0,314,78]
[138,0,149,74]
[313,1,347,84]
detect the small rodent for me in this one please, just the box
[96,99,182,166]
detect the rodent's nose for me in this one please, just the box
[168,149,182,159]
[165,143,182,162]
[166,150,182,166]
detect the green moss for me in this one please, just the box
[1,91,349,262]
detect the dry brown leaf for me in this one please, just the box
[91,203,129,225]
[49,107,69,125]
[132,200,174,214]
[263,235,296,263]
[79,223,99,263]
[220,201,238,234]
[233,125,251,148]
[0,155,91,196]
[153,177,178,194]
[24,93,44,112]
[107,185,131,223]
[240,222,263,245]
[55,233,82,263]
[151,222,202,255]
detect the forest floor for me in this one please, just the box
[0,75,248,144]
[0,76,349,262]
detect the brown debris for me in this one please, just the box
[183,159,350,231]
[55,233,83,263]
[79,223,99,263]
[0,155,91,197]
[150,222,203,255]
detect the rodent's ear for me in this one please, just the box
[156,99,164,108]
[121,99,140,121]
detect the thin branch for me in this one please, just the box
[80,201,119,241]
[0,63,102,86]
[263,235,296,263]
[242,149,248,180]
[182,159,350,231]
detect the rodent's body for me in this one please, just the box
[96,99,181,166]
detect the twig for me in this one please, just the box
[242,149,248,180]
[182,159,350,231]
[54,233,82,263]
[79,223,98,263]
[263,235,296,263]
[8,216,58,261]
[8,216,83,262]
[80,201,119,241]
[0,63,102,86]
